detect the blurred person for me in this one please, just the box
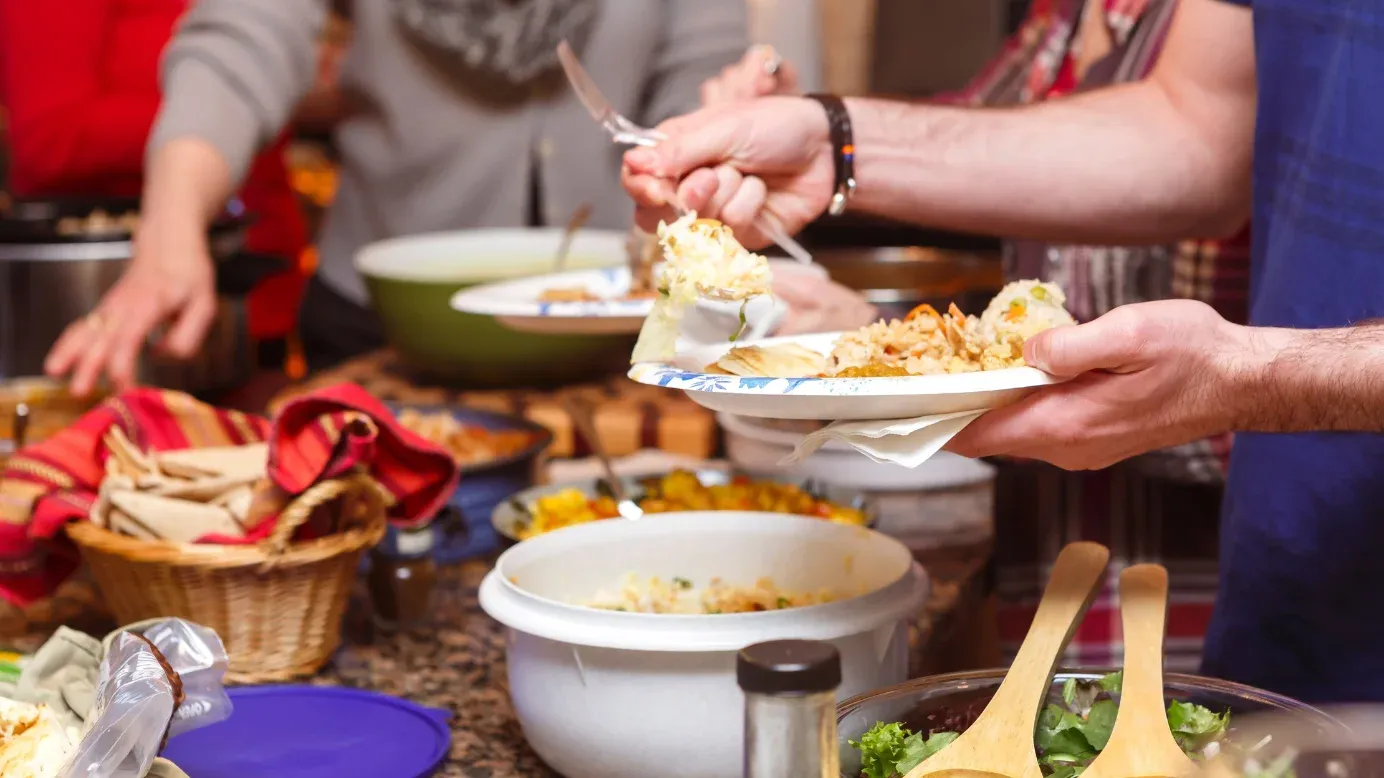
[43,0,859,387]
[0,0,309,364]
[623,0,1384,702]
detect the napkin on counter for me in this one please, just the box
[0,384,458,606]
[781,411,986,469]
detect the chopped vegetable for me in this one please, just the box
[851,673,1240,778]
[850,723,957,778]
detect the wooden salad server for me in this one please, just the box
[1082,565,1196,778]
[905,541,1111,778]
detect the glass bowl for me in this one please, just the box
[836,669,1341,778]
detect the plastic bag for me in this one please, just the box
[57,619,231,778]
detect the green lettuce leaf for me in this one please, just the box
[851,722,911,778]
[896,732,961,776]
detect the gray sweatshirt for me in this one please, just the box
[151,0,749,304]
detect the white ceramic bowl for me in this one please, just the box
[478,512,929,778]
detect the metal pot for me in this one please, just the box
[0,197,265,394]
[813,245,1004,320]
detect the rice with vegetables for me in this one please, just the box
[704,280,1076,379]
[584,573,833,614]
[827,280,1075,376]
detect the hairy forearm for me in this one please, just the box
[842,83,1251,244]
[1229,323,1384,433]
[138,138,235,244]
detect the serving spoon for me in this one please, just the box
[905,541,1111,778]
[553,202,593,274]
[1082,564,1195,778]
[562,396,643,520]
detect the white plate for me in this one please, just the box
[451,267,789,339]
[450,266,653,335]
[629,331,1062,420]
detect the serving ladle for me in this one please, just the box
[1082,564,1196,778]
[905,541,1111,778]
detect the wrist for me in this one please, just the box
[804,94,857,215]
[1216,323,1299,432]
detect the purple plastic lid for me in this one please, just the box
[161,685,451,778]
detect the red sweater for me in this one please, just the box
[0,0,308,341]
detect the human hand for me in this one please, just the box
[621,96,833,248]
[945,300,1250,470]
[769,263,878,336]
[700,45,800,106]
[44,221,217,396]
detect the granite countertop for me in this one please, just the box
[4,488,991,778]
[317,485,994,778]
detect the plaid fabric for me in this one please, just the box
[0,384,458,606]
[948,0,1249,669]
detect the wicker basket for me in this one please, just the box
[66,472,391,684]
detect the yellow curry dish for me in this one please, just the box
[513,470,870,540]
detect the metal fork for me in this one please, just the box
[557,41,814,266]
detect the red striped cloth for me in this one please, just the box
[0,384,458,606]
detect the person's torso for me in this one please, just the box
[1204,0,1384,703]
[316,0,721,303]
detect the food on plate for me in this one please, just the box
[0,697,73,778]
[850,672,1289,778]
[631,213,773,363]
[711,343,828,378]
[536,286,604,303]
[516,470,868,539]
[537,229,662,303]
[54,209,140,238]
[701,280,1075,379]
[584,573,833,614]
[826,280,1074,377]
[395,409,539,467]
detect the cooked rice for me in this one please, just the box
[584,573,833,614]
[825,280,1073,377]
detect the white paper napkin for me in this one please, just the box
[780,410,986,469]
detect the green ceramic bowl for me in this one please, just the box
[356,228,636,388]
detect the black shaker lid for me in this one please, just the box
[737,640,842,695]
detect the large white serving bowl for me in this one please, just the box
[478,512,929,778]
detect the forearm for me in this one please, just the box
[1229,324,1384,433]
[139,139,234,241]
[843,84,1250,244]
